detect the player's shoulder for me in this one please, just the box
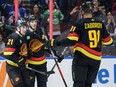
[72,18,85,26]
[92,17,103,23]
[7,33,18,38]
[26,30,32,35]
[81,18,103,24]
[6,33,19,42]
[25,30,33,39]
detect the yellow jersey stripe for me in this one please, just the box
[74,47,101,60]
[70,26,76,32]
[27,59,47,65]
[4,52,14,55]
[102,38,113,45]
[6,60,18,67]
[51,39,55,46]
[67,36,79,41]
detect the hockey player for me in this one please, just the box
[48,2,113,87]
[26,15,64,87]
[3,19,33,87]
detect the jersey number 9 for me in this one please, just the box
[88,30,100,48]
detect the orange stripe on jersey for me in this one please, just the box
[4,48,16,52]
[74,43,101,56]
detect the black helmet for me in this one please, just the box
[81,1,93,13]
[28,15,37,21]
[15,18,27,27]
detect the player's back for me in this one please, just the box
[73,18,112,60]
[76,18,105,51]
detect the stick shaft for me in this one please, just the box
[0,56,55,75]
[41,27,68,87]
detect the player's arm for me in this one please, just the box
[50,22,81,47]
[102,23,113,45]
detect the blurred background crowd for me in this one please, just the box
[0,0,116,56]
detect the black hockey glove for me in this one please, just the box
[54,50,64,63]
[17,57,26,70]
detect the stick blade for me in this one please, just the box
[47,71,55,75]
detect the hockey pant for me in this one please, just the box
[72,53,101,87]
[28,63,47,87]
[6,63,34,87]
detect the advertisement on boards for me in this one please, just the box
[0,56,116,87]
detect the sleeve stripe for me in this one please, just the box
[68,32,79,37]
[102,38,113,45]
[67,32,79,41]
[4,48,16,52]
[102,35,111,42]
[70,26,76,32]
[4,52,14,55]
[67,36,79,41]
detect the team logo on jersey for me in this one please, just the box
[19,43,27,56]
[29,39,43,52]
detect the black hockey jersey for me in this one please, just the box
[4,33,28,66]
[25,30,47,65]
[57,18,113,60]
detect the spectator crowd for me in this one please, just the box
[0,0,116,56]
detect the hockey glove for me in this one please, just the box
[54,50,64,63]
[17,57,26,70]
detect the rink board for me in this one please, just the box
[0,56,116,87]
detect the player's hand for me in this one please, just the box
[54,50,64,63]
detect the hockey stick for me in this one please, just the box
[0,56,55,75]
[40,15,68,87]
[27,67,55,75]
[47,47,68,78]
[41,27,68,87]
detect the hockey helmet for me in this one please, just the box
[28,15,37,22]
[15,18,27,27]
[81,1,93,13]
